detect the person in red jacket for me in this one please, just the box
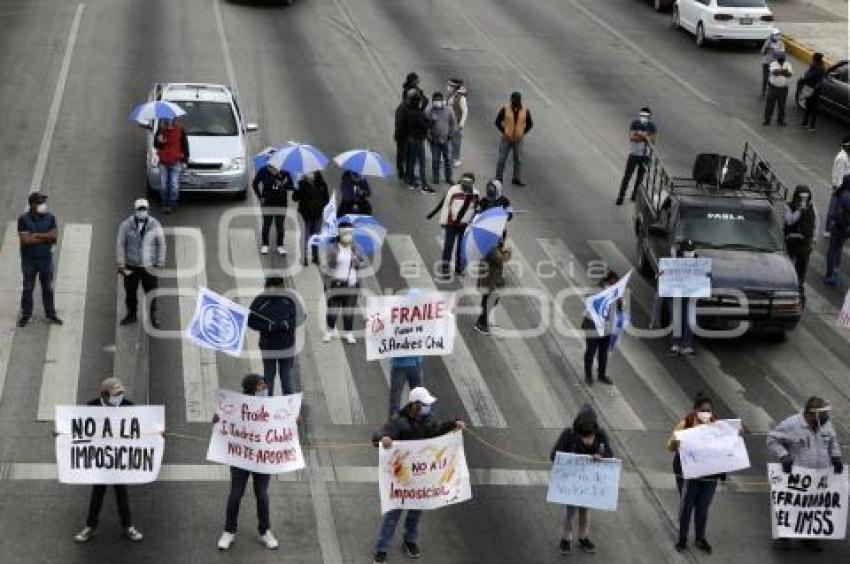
[154,118,189,213]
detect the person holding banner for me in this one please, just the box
[549,404,613,554]
[666,393,725,554]
[766,396,843,550]
[580,270,621,386]
[665,240,699,356]
[371,387,465,563]
[74,378,144,543]
[249,276,300,395]
[216,375,280,551]
[320,220,369,344]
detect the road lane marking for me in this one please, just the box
[540,238,689,421]
[212,0,238,93]
[0,222,23,404]
[114,271,149,404]
[30,3,85,192]
[307,450,343,564]
[387,234,508,428]
[175,227,218,423]
[588,240,774,433]
[36,223,91,421]
[229,229,265,377]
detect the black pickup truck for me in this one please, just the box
[634,143,802,333]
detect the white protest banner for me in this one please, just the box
[658,258,711,298]
[378,431,471,514]
[675,419,749,479]
[206,389,305,474]
[585,270,632,337]
[365,292,456,361]
[768,463,848,539]
[186,287,249,357]
[837,290,850,329]
[546,452,622,511]
[55,405,165,484]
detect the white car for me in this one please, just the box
[671,0,775,47]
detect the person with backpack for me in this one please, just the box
[800,53,826,131]
[445,78,468,167]
[550,404,614,555]
[824,175,850,286]
[293,171,329,267]
[784,185,818,293]
[337,170,373,217]
[248,276,301,396]
[473,237,511,335]
[252,164,295,256]
[426,172,480,276]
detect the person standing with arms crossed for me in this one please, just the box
[17,191,63,327]
[763,54,793,126]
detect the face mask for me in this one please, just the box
[36,203,48,214]
[696,411,712,424]
[107,394,124,407]
[255,389,268,397]
[638,116,650,124]
[418,404,432,417]
[340,233,353,245]
[683,251,696,258]
[433,100,444,109]
[135,210,149,220]
[798,194,810,208]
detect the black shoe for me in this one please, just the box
[402,540,421,558]
[675,540,688,552]
[598,375,614,385]
[511,179,526,187]
[17,315,30,328]
[615,197,624,206]
[120,313,137,326]
[473,323,490,335]
[578,538,596,553]
[559,539,571,554]
[695,538,712,554]
[420,185,436,194]
[585,377,593,386]
[373,551,388,563]
[302,258,308,267]
[46,316,64,325]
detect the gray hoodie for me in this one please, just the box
[766,413,841,469]
[425,104,457,145]
[116,215,166,268]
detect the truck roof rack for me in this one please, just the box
[641,142,788,214]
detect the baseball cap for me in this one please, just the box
[409,387,437,405]
[28,192,47,205]
[134,198,150,210]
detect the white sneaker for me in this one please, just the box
[259,530,279,550]
[454,159,462,167]
[823,231,830,239]
[277,246,286,255]
[126,526,144,542]
[218,531,236,550]
[344,332,356,344]
[260,245,269,255]
[74,526,96,543]
[322,330,334,343]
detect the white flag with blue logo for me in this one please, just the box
[186,287,249,357]
[308,192,338,247]
[585,270,632,337]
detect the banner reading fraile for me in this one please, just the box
[768,463,848,539]
[55,405,165,484]
[546,452,622,511]
[366,292,456,361]
[675,419,750,479]
[206,389,305,474]
[378,431,471,514]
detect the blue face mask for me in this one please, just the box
[256,389,269,397]
[107,394,123,407]
[418,404,433,417]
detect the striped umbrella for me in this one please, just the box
[459,206,509,271]
[265,142,329,176]
[334,149,393,178]
[253,144,287,171]
[128,101,186,123]
[337,214,387,256]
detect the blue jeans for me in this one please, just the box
[225,467,270,534]
[159,163,181,207]
[430,140,452,184]
[405,138,427,186]
[262,355,294,395]
[388,364,423,418]
[669,298,694,348]
[451,128,463,161]
[20,256,56,318]
[678,478,717,543]
[301,217,322,263]
[375,509,422,552]
[825,232,847,279]
[495,138,523,183]
[441,225,466,273]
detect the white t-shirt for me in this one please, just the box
[332,246,357,286]
[768,61,792,88]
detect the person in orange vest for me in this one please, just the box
[494,91,533,187]
[153,118,189,213]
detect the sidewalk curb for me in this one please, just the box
[782,32,836,67]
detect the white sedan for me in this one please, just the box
[671,0,775,47]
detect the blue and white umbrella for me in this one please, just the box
[253,144,287,171]
[265,142,329,176]
[128,101,186,124]
[337,214,387,256]
[334,149,393,178]
[459,206,509,271]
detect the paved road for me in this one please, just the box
[0,0,848,562]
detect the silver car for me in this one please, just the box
[141,83,258,200]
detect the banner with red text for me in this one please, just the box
[378,431,471,514]
[206,389,304,474]
[365,292,456,361]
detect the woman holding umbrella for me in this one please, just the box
[338,171,373,217]
[319,220,369,344]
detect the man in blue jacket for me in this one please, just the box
[248,276,301,395]
[17,191,63,327]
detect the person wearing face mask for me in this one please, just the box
[445,78,468,167]
[425,91,457,187]
[293,171,330,266]
[371,387,465,563]
[427,172,480,276]
[320,221,369,344]
[550,404,614,555]
[153,117,189,214]
[338,170,373,217]
[760,30,785,98]
[763,54,793,126]
[216,374,279,551]
[580,270,621,385]
[824,176,850,286]
[116,198,166,328]
[616,107,657,205]
[74,378,144,543]
[404,91,432,191]
[17,191,63,327]
[494,91,533,186]
[664,240,701,356]
[784,186,818,294]
[473,236,511,335]
[252,164,295,256]
[826,137,850,238]
[248,276,302,396]
[767,396,843,550]
[667,393,725,554]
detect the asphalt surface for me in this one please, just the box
[0,0,849,562]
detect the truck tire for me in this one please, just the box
[695,22,707,47]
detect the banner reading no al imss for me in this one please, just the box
[366,292,456,361]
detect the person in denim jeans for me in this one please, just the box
[388,355,423,419]
[17,191,63,327]
[153,118,189,213]
[825,177,850,286]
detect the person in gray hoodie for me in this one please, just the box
[425,91,457,187]
[116,198,166,328]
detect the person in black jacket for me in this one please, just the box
[252,164,294,255]
[248,276,301,395]
[293,171,329,266]
[550,404,614,555]
[404,93,433,191]
[73,378,144,543]
[800,52,826,131]
[338,170,373,217]
[394,97,410,181]
[371,387,465,563]
[784,185,818,293]
[402,72,428,110]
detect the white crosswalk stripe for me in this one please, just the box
[114,272,149,403]
[37,223,92,421]
[0,222,22,404]
[175,227,218,423]
[387,234,508,428]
